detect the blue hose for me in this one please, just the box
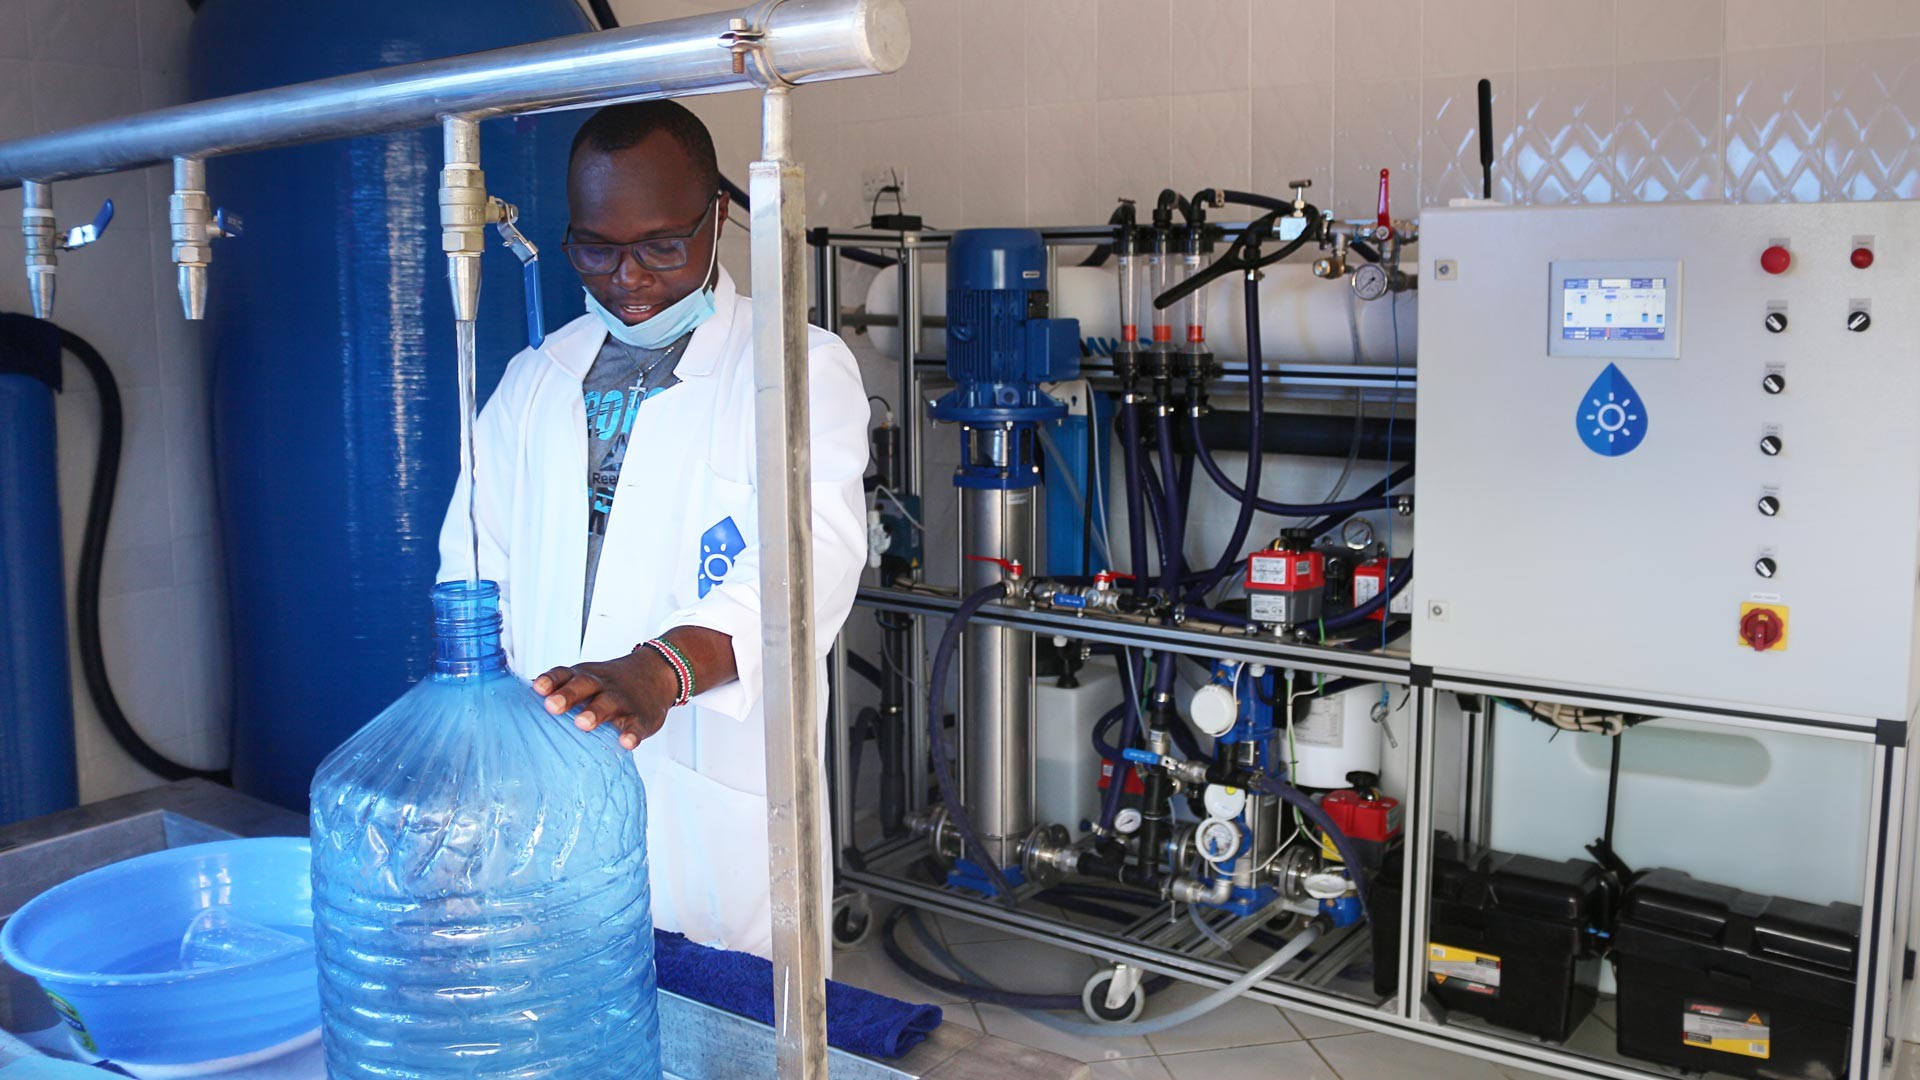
[1185,272,1266,601]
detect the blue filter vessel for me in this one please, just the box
[310,581,659,1078]
[189,0,591,809]
[0,314,78,824]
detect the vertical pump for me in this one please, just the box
[930,228,1079,891]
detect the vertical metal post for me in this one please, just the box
[1400,688,1438,1022]
[899,245,929,812]
[751,84,829,1080]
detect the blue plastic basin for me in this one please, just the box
[0,838,318,1067]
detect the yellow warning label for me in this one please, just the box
[1428,943,1500,997]
[1683,1000,1769,1060]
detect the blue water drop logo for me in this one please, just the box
[1576,363,1648,457]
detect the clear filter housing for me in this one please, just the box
[310,581,660,1079]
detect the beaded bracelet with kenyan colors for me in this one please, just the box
[639,638,695,707]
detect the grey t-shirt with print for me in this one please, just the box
[582,331,691,629]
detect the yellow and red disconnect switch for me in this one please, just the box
[1738,603,1789,652]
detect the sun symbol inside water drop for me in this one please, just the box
[1585,391,1639,445]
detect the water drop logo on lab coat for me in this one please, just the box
[698,516,745,597]
[1576,363,1648,457]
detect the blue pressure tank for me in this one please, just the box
[189,0,592,809]
[0,315,79,825]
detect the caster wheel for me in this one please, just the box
[1081,970,1146,1024]
[832,899,876,949]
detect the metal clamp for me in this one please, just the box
[720,0,796,89]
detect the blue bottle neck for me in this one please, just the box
[431,580,507,678]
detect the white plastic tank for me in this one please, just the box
[1034,655,1120,831]
[1287,683,1386,789]
[864,260,1416,366]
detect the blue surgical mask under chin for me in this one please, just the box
[582,206,721,350]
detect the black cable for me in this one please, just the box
[845,649,884,689]
[60,327,228,784]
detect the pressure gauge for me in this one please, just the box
[1114,808,1143,835]
[1352,263,1390,301]
[1202,784,1247,820]
[1341,517,1375,551]
[1197,818,1244,862]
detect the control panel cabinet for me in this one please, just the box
[1413,203,1920,722]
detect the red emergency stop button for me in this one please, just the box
[1739,605,1787,652]
[1761,245,1792,274]
[1852,247,1875,269]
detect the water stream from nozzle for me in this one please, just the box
[456,318,479,585]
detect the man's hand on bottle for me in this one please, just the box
[533,627,736,750]
[533,653,676,750]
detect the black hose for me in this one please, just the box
[585,0,619,30]
[1318,554,1412,632]
[60,327,229,784]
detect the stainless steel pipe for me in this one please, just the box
[958,458,1035,867]
[0,0,907,188]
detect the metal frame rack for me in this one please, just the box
[814,225,1918,1080]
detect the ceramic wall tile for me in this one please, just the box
[1170,89,1252,195]
[1512,65,1618,203]
[1097,0,1172,101]
[1823,37,1920,200]
[1518,0,1614,70]
[961,0,1028,111]
[1333,78,1422,219]
[1251,83,1334,199]
[1170,0,1251,94]
[1422,75,1515,205]
[959,107,1029,225]
[1725,46,1828,202]
[1027,0,1098,106]
[1251,0,1334,88]
[1615,57,1723,201]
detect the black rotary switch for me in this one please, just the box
[1755,557,1778,579]
[1762,372,1786,394]
[1848,310,1872,332]
[1765,311,1788,333]
[1758,495,1780,516]
[1760,434,1783,456]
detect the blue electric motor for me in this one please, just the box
[930,229,1079,489]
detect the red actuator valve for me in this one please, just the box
[1740,606,1786,652]
[1091,570,1135,589]
[1373,168,1393,242]
[1761,245,1792,275]
[966,554,1024,581]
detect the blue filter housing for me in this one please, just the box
[0,315,78,824]
[1043,392,1114,577]
[190,0,591,809]
[931,229,1080,489]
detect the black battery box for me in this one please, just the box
[1613,869,1858,1080]
[1372,835,1612,1042]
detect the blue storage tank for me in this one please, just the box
[189,0,592,809]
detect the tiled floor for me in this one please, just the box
[833,903,1560,1080]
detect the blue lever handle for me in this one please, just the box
[523,256,545,349]
[92,199,114,236]
[1121,748,1159,766]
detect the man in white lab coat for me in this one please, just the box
[437,100,869,959]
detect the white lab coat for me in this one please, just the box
[437,267,869,959]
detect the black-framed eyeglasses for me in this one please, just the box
[562,198,718,275]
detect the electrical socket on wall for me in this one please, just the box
[861,167,908,209]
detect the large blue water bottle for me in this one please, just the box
[310,581,659,1078]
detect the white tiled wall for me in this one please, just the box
[614,0,1920,229]
[0,0,227,801]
